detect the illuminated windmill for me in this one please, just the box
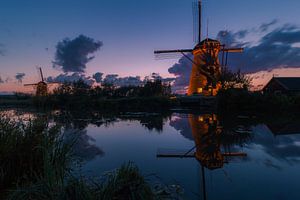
[154,0,243,96]
[24,67,52,96]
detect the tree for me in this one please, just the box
[219,67,252,90]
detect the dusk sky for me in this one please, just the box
[1,0,300,92]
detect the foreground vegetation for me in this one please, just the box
[0,116,180,199]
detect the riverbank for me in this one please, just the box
[1,89,300,114]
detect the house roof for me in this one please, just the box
[265,77,300,91]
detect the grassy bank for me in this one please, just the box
[0,116,180,199]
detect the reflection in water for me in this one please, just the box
[64,128,104,161]
[3,108,300,199]
[166,113,252,169]
[163,113,253,199]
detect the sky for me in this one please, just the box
[1,0,300,93]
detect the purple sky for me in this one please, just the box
[1,0,300,92]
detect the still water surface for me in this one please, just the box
[4,109,300,200]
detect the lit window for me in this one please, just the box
[197,88,203,93]
[198,116,204,122]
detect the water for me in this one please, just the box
[3,109,300,200]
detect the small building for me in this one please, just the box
[263,77,300,95]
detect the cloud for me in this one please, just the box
[93,72,103,83]
[167,54,193,93]
[53,35,103,73]
[48,72,174,88]
[103,74,142,87]
[64,128,104,161]
[0,76,4,84]
[15,73,26,83]
[144,73,175,83]
[259,19,278,32]
[221,24,300,72]
[47,73,95,86]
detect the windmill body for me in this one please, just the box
[36,81,48,96]
[188,39,222,96]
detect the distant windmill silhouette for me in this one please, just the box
[24,67,56,96]
[154,0,244,96]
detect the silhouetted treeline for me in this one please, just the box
[217,88,300,114]
[42,79,175,111]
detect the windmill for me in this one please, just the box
[154,0,243,96]
[24,67,54,96]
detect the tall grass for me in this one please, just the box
[0,115,177,200]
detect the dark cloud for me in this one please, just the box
[64,128,104,161]
[0,76,4,84]
[93,72,103,83]
[48,72,174,88]
[102,73,174,87]
[15,73,25,83]
[235,30,249,39]
[53,35,103,73]
[103,74,142,87]
[221,24,300,72]
[103,74,119,84]
[259,19,278,32]
[144,73,175,83]
[217,30,249,47]
[47,73,95,86]
[168,54,193,93]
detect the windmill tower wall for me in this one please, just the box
[187,39,222,96]
[187,51,208,95]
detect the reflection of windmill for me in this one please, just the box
[157,113,251,199]
[154,0,243,96]
[24,67,52,96]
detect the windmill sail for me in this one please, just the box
[154,0,243,96]
[39,67,44,82]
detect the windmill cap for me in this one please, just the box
[194,38,221,50]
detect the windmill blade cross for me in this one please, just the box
[24,83,38,86]
[39,67,44,82]
[154,49,193,54]
[221,48,244,53]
